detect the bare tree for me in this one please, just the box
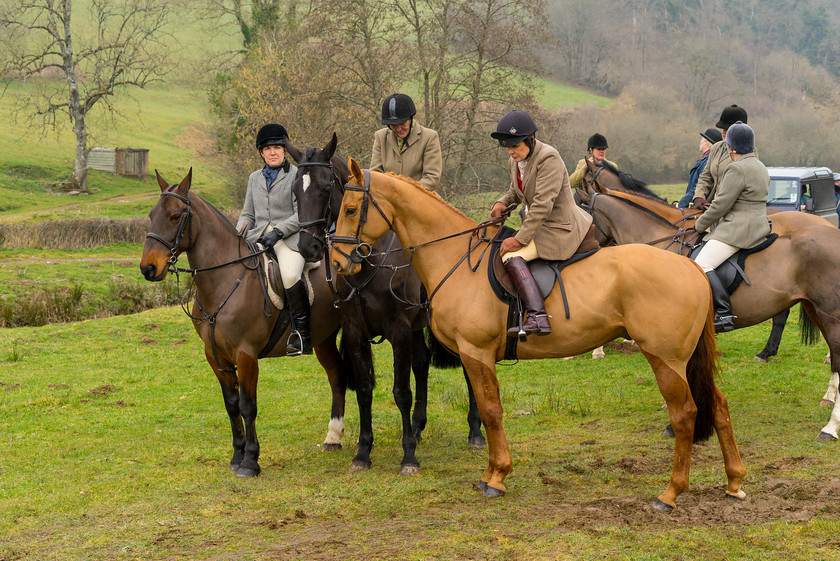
[0,0,174,192]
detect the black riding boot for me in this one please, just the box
[504,256,551,337]
[706,271,736,332]
[284,280,313,355]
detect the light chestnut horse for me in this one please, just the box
[575,172,840,442]
[329,158,747,511]
[140,170,352,478]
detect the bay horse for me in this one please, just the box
[139,169,352,478]
[329,158,747,511]
[576,164,840,441]
[286,135,483,474]
[581,159,831,362]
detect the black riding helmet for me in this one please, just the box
[491,110,538,147]
[256,123,288,150]
[381,93,416,125]
[716,104,748,129]
[724,121,755,154]
[587,133,608,150]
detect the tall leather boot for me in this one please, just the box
[706,271,736,332]
[504,256,551,337]
[284,280,313,355]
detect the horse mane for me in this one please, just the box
[166,183,237,234]
[599,161,667,203]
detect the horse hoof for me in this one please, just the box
[652,499,674,513]
[817,431,838,442]
[349,460,371,472]
[468,434,487,448]
[725,490,747,501]
[753,355,768,363]
[229,464,240,473]
[482,485,506,498]
[400,465,420,476]
[236,466,260,478]
[663,424,675,438]
[321,443,342,451]
[475,481,488,492]
[819,399,835,408]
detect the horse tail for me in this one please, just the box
[799,303,822,345]
[686,305,719,443]
[426,327,462,369]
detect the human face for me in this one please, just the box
[260,144,286,168]
[590,148,606,162]
[699,138,711,154]
[388,119,411,139]
[506,140,530,163]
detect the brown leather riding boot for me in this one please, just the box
[503,256,551,337]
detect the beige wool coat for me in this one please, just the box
[695,153,771,249]
[692,139,733,201]
[370,122,442,190]
[495,140,593,261]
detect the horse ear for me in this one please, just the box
[347,157,364,185]
[285,138,301,164]
[323,133,337,160]
[175,168,192,196]
[155,170,169,192]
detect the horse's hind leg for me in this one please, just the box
[394,326,420,474]
[710,386,747,498]
[208,351,246,473]
[409,328,429,440]
[234,350,261,477]
[314,334,347,451]
[754,309,789,362]
[463,367,486,447]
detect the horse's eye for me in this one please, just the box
[170,212,181,222]
[345,207,358,217]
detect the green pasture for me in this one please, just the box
[1,307,838,559]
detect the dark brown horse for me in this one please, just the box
[576,163,840,441]
[139,170,351,477]
[287,135,483,475]
[330,158,747,510]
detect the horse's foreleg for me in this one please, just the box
[314,337,347,451]
[393,327,419,474]
[644,353,695,510]
[710,387,747,499]
[821,371,839,408]
[819,398,840,441]
[409,329,430,440]
[459,351,510,497]
[463,365,486,447]
[234,350,260,478]
[754,309,789,362]
[208,351,246,473]
[344,329,375,471]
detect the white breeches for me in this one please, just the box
[694,239,740,273]
[501,240,539,263]
[274,240,306,288]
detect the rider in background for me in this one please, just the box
[236,123,312,356]
[490,110,596,337]
[691,104,748,210]
[568,133,616,190]
[678,128,723,208]
[370,93,442,190]
[692,121,771,332]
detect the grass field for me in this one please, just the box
[1,305,838,560]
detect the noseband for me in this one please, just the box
[330,169,395,264]
[146,190,192,265]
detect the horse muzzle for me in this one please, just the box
[140,262,167,282]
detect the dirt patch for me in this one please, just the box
[87,384,117,396]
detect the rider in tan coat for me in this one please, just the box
[490,110,594,337]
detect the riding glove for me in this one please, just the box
[257,227,283,247]
[692,197,708,211]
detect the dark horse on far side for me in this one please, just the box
[287,134,484,475]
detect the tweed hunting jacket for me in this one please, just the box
[695,153,771,249]
[235,162,301,250]
[495,140,593,261]
[568,157,617,189]
[370,122,442,190]
[692,140,731,201]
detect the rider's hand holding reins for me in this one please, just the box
[257,227,283,247]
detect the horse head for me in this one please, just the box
[291,133,348,262]
[139,169,194,281]
[331,157,394,276]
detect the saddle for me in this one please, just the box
[689,233,778,294]
[488,225,599,359]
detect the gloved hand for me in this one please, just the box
[257,227,283,247]
[692,197,708,211]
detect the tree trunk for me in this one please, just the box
[61,0,89,193]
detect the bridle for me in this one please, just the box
[330,169,395,266]
[296,159,344,237]
[146,190,193,267]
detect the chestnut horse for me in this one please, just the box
[576,167,840,441]
[329,158,747,510]
[286,134,484,474]
[140,170,353,477]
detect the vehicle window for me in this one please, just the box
[768,179,799,204]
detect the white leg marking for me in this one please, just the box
[591,346,605,359]
[821,371,839,406]
[324,417,345,445]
